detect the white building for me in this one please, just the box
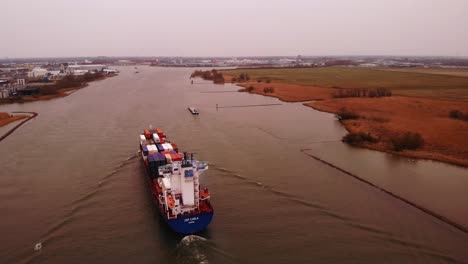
[47,70,64,80]
[28,67,48,78]
[103,68,118,74]
[66,64,107,75]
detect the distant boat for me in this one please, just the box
[135,71,139,74]
[188,107,199,115]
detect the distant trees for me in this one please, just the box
[191,69,225,84]
[333,88,392,98]
[39,85,59,95]
[236,73,250,82]
[335,107,360,120]
[55,75,83,89]
[54,71,104,90]
[263,87,274,93]
[239,86,255,93]
[449,109,468,121]
[343,132,378,144]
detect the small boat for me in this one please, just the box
[188,107,199,115]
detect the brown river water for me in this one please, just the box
[0,66,467,264]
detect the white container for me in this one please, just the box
[140,135,146,145]
[163,143,173,151]
[152,133,160,143]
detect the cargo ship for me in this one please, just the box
[139,127,213,234]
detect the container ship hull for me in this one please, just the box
[139,128,213,235]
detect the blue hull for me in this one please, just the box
[141,154,213,234]
[163,211,214,234]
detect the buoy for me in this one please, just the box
[34,243,42,251]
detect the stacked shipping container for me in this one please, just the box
[140,129,183,179]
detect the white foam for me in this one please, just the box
[34,242,42,251]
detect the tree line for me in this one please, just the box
[191,69,225,84]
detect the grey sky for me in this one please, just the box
[2,0,468,57]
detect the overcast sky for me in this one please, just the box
[1,0,468,57]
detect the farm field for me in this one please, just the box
[222,67,468,101]
[219,67,468,166]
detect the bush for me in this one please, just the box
[238,86,254,93]
[391,132,424,151]
[55,75,82,89]
[333,88,392,98]
[449,109,468,121]
[449,110,462,118]
[265,79,271,83]
[39,85,59,95]
[257,79,262,83]
[190,69,224,83]
[343,132,378,144]
[336,107,359,120]
[263,87,274,93]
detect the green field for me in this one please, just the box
[222,67,468,100]
[380,67,468,78]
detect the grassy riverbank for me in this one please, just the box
[218,67,468,167]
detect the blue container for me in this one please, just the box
[154,152,165,166]
[143,145,149,156]
[156,144,164,152]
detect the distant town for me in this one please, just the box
[2,55,468,100]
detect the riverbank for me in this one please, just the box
[0,73,117,105]
[308,97,468,167]
[0,112,29,127]
[217,69,468,167]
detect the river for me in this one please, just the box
[0,66,467,264]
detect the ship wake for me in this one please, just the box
[19,151,142,264]
[173,235,237,264]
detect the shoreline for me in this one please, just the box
[307,102,468,167]
[0,73,117,105]
[0,112,38,142]
[0,112,29,127]
[217,74,468,167]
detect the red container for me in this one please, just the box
[171,153,183,161]
[170,143,179,153]
[144,129,151,139]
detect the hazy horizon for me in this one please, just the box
[2,0,468,58]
